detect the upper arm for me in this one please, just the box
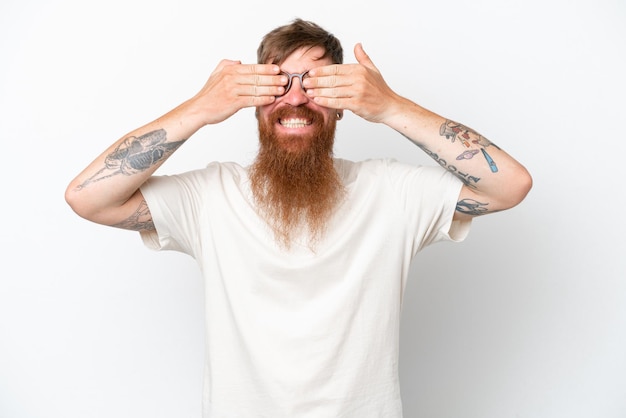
[453,165,533,222]
[65,180,155,231]
[109,190,156,232]
[453,185,491,222]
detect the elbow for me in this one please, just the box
[522,167,533,197]
[65,180,139,226]
[64,182,87,219]
[503,166,533,210]
[64,181,98,222]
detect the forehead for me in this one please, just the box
[280,46,333,73]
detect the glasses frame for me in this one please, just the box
[278,70,310,97]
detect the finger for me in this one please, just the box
[305,73,341,90]
[235,84,285,98]
[236,65,285,93]
[310,95,345,110]
[239,63,281,76]
[234,88,278,108]
[237,73,287,95]
[304,66,350,93]
[246,95,276,107]
[307,86,350,99]
[258,73,288,87]
[306,62,343,78]
[354,43,378,72]
[215,59,242,72]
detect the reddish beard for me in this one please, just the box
[250,106,345,249]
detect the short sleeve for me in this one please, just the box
[139,170,208,256]
[383,159,471,253]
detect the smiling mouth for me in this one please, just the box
[279,118,311,128]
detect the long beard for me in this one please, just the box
[249,106,345,249]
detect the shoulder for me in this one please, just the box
[204,161,246,176]
[142,161,247,195]
[177,161,247,182]
[334,157,434,183]
[334,158,462,204]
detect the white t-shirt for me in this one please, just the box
[140,158,470,418]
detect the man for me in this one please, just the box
[66,18,531,418]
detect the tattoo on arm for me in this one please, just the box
[413,142,482,189]
[76,129,185,190]
[400,120,503,187]
[440,120,501,173]
[456,198,490,216]
[112,199,155,231]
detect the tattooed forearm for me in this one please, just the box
[398,130,481,188]
[112,199,155,231]
[76,129,185,190]
[440,120,499,148]
[456,198,490,216]
[414,142,481,189]
[440,120,501,173]
[399,119,502,187]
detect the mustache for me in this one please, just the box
[271,106,322,123]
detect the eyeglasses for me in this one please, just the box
[278,70,310,97]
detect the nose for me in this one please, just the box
[281,76,309,106]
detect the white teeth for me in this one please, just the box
[280,118,310,128]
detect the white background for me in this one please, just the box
[1,0,625,417]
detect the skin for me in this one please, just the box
[65,43,532,231]
[256,47,340,154]
[303,44,532,222]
